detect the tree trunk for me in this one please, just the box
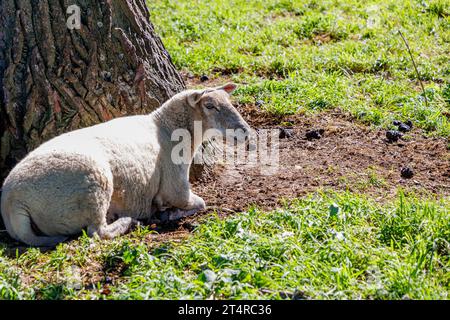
[0,0,185,183]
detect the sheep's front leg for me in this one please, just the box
[160,191,205,222]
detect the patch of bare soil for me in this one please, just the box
[182,71,234,88]
[191,104,449,214]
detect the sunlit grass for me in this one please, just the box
[0,0,449,300]
[148,0,450,136]
[1,192,448,299]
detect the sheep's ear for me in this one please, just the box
[186,90,204,107]
[218,83,237,94]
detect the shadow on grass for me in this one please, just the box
[0,215,190,258]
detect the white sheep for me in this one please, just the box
[1,83,250,246]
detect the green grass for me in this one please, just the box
[148,0,450,136]
[0,1,449,300]
[0,192,448,299]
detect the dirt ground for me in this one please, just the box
[192,104,449,215]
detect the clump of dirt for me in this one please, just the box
[393,120,413,133]
[401,167,414,179]
[279,127,294,139]
[305,128,325,140]
[386,130,402,143]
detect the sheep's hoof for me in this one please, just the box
[153,208,199,223]
[167,208,199,221]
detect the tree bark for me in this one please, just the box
[0,0,185,183]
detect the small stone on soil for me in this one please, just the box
[392,120,412,133]
[401,167,414,179]
[279,128,294,139]
[200,75,209,82]
[386,130,402,142]
[305,129,324,140]
[398,123,411,133]
[405,120,413,128]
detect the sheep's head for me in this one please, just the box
[187,83,251,143]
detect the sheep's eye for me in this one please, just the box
[205,104,216,110]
